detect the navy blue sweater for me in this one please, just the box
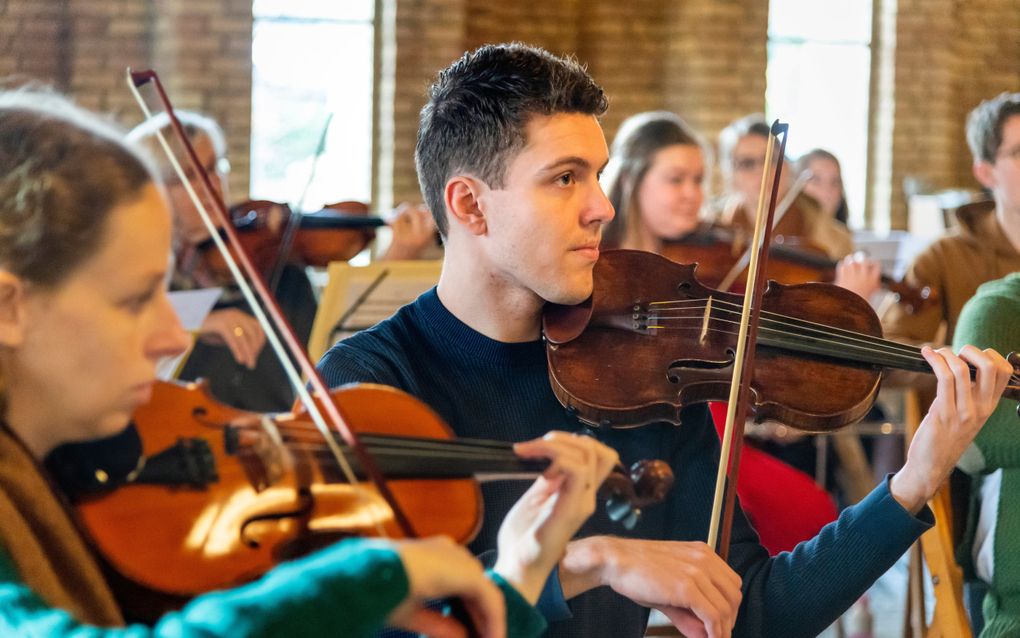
[318,288,933,638]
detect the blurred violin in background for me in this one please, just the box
[660,224,937,313]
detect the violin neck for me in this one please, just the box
[309,434,548,481]
[757,317,1020,402]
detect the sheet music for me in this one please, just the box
[156,287,223,380]
[308,260,442,361]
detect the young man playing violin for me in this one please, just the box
[0,89,623,638]
[318,43,1013,638]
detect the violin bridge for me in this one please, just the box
[699,296,713,345]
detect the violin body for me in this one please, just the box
[659,224,936,313]
[72,378,671,617]
[74,380,481,599]
[544,249,883,432]
[190,200,384,284]
[659,225,833,290]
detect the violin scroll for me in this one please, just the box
[600,459,674,530]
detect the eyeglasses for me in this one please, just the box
[732,154,781,173]
[166,156,230,185]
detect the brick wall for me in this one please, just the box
[0,0,252,198]
[875,0,1020,229]
[3,0,1017,225]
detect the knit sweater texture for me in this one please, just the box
[318,287,934,638]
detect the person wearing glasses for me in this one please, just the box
[883,92,1020,348]
[714,114,854,261]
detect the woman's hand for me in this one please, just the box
[834,253,881,301]
[388,536,506,638]
[381,203,437,261]
[494,432,620,604]
[196,308,266,369]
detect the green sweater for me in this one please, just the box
[953,272,1020,638]
[0,537,545,637]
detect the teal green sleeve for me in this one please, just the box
[953,289,1020,471]
[0,538,409,637]
[487,571,547,638]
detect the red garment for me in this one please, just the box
[708,402,838,555]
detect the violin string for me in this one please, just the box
[648,297,1020,383]
[275,428,520,453]
[650,297,923,358]
[652,297,947,362]
[639,302,1020,385]
[269,429,535,463]
[289,444,525,462]
[653,311,926,366]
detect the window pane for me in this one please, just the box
[768,0,872,44]
[251,18,373,207]
[253,0,372,22]
[767,40,871,226]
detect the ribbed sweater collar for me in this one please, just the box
[413,287,547,369]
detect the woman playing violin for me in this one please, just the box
[796,148,850,227]
[0,89,621,637]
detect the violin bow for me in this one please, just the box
[707,121,790,560]
[715,167,812,292]
[267,112,335,292]
[125,69,417,538]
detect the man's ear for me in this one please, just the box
[973,160,996,190]
[0,271,27,348]
[445,175,488,236]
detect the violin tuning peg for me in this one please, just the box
[623,508,641,531]
[605,497,632,523]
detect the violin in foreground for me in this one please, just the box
[59,380,673,612]
[544,249,1020,432]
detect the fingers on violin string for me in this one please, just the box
[923,346,957,419]
[940,346,976,426]
[959,345,996,414]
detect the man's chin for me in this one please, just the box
[543,280,594,307]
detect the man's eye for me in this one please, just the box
[557,172,574,186]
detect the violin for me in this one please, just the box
[67,380,672,618]
[543,249,1020,433]
[659,224,936,313]
[182,200,385,286]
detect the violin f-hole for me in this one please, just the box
[239,490,315,549]
[666,349,735,382]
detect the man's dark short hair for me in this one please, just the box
[415,42,608,236]
[966,92,1020,164]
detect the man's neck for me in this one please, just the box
[436,245,546,343]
